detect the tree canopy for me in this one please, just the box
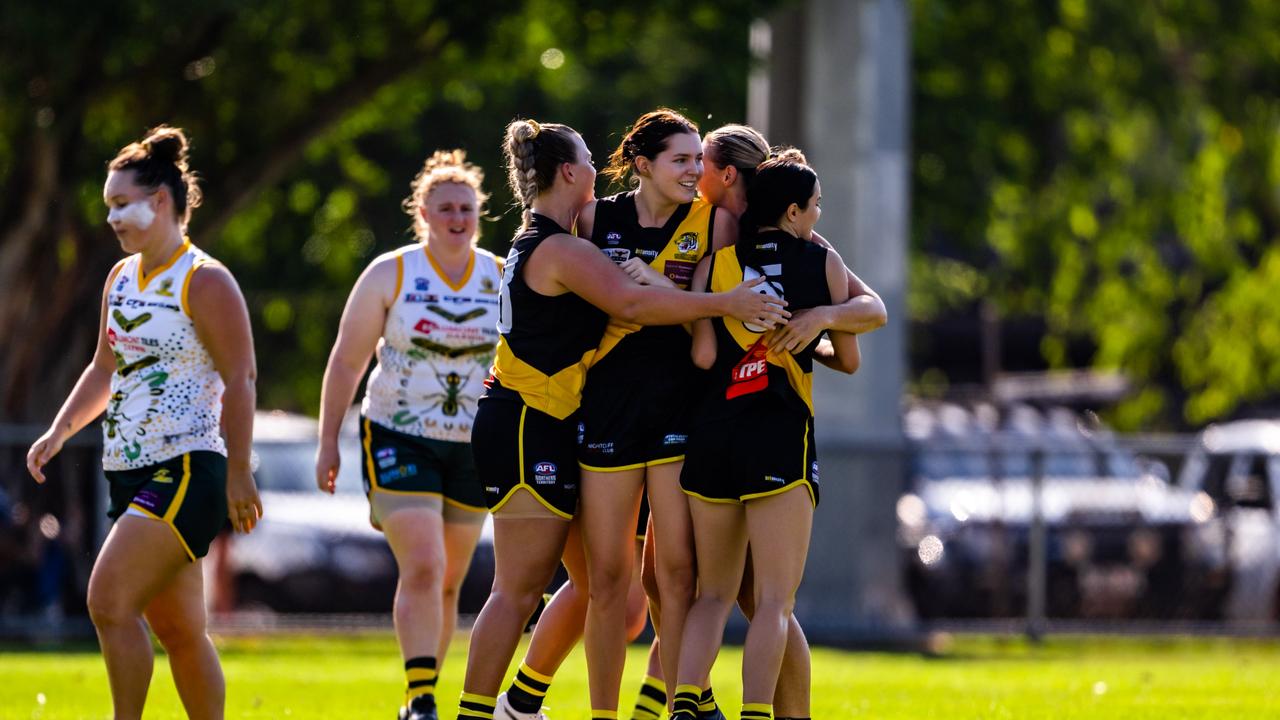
[3,0,1279,431]
[910,0,1280,429]
[0,0,775,419]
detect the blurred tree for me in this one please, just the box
[0,0,776,420]
[910,0,1280,429]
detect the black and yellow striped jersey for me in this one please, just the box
[699,229,831,420]
[587,191,715,369]
[486,213,609,420]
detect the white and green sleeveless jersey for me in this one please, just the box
[361,244,503,443]
[102,240,227,470]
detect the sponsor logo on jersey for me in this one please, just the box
[404,293,440,303]
[376,447,397,469]
[586,442,614,455]
[413,318,438,335]
[676,232,700,254]
[577,422,585,445]
[637,249,659,260]
[764,474,786,484]
[379,463,418,483]
[663,433,687,446]
[604,248,631,264]
[115,275,128,292]
[133,489,161,511]
[415,277,431,291]
[756,242,778,252]
[663,260,696,288]
[485,486,500,494]
[606,231,623,245]
[533,461,557,485]
[726,339,769,400]
[810,460,820,483]
[151,468,173,484]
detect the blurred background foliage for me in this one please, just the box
[911,0,1280,428]
[1,0,1278,430]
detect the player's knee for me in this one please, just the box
[86,584,135,630]
[399,557,445,593]
[149,611,205,652]
[753,590,796,621]
[588,560,632,603]
[659,557,696,599]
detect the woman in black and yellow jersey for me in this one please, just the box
[696,127,889,720]
[26,126,260,720]
[573,108,740,720]
[316,150,500,720]
[456,119,786,720]
[670,157,862,720]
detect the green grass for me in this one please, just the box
[3,633,1279,718]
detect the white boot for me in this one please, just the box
[494,692,549,720]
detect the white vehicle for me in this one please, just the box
[212,410,495,613]
[1178,420,1280,621]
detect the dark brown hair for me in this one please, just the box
[742,153,818,237]
[601,108,699,186]
[108,125,202,226]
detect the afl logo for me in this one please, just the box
[533,461,558,485]
[676,232,699,253]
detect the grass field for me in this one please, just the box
[3,632,1278,719]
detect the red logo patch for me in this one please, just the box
[726,339,769,399]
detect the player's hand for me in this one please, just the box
[767,306,831,354]
[725,276,789,329]
[315,442,340,495]
[620,257,675,288]
[26,429,66,484]
[227,465,263,534]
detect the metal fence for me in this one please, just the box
[3,418,1279,643]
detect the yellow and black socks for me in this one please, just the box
[404,656,438,707]
[698,686,720,716]
[741,703,773,720]
[506,661,554,713]
[458,692,496,719]
[672,684,703,718]
[631,675,667,720]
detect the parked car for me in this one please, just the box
[219,410,495,614]
[1177,420,1280,621]
[898,402,1228,620]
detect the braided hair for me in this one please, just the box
[503,119,580,226]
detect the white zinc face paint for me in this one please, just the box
[107,200,156,230]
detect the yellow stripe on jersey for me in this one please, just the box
[710,247,814,414]
[593,198,714,364]
[491,339,596,420]
[427,245,475,292]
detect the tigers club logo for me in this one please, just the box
[676,232,700,254]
